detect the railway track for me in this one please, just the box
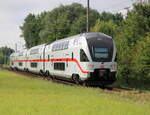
[6,68,76,86]
[1,67,150,94]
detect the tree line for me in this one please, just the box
[20,3,150,89]
[20,3,123,48]
[0,47,14,65]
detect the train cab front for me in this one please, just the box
[85,33,117,86]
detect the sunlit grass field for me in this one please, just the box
[0,69,150,115]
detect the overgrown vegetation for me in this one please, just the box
[115,4,150,89]
[0,69,150,115]
[19,3,150,89]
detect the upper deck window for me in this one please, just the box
[52,41,69,51]
[19,52,23,56]
[30,48,39,55]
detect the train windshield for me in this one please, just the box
[94,47,109,59]
[86,33,114,62]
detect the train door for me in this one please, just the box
[50,54,54,75]
[64,53,70,78]
[25,52,27,70]
[42,45,46,73]
[64,52,75,78]
[71,52,76,73]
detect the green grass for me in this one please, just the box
[0,69,150,115]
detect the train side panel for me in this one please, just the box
[26,44,46,74]
[17,50,27,71]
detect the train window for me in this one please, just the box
[48,55,50,60]
[30,48,39,55]
[30,63,37,68]
[52,45,54,51]
[94,48,109,59]
[64,41,69,49]
[56,44,59,51]
[52,44,56,51]
[19,62,23,66]
[58,44,61,50]
[55,44,57,51]
[12,62,14,66]
[64,43,67,49]
[52,41,69,51]
[72,52,74,60]
[80,49,89,62]
[60,43,63,50]
[19,52,23,56]
[66,58,68,67]
[61,44,64,50]
[61,43,64,50]
[54,63,65,71]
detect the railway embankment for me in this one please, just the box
[0,69,150,115]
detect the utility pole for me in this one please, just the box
[15,43,17,52]
[87,0,89,33]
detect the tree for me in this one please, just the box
[20,13,43,48]
[91,11,124,38]
[122,3,150,46]
[99,12,124,26]
[0,47,14,56]
[115,3,150,85]
[0,47,14,64]
[131,33,150,78]
[91,20,119,38]
[39,8,70,43]
[21,3,99,47]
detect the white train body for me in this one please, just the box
[10,32,117,85]
[17,50,27,71]
[26,44,46,73]
[10,50,27,70]
[10,53,17,69]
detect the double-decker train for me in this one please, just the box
[10,32,117,86]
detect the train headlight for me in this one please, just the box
[87,64,94,70]
[110,63,117,72]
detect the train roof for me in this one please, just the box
[28,44,46,50]
[83,32,112,39]
[51,32,112,44]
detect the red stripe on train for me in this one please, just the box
[13,58,88,74]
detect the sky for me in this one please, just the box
[0,0,135,50]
